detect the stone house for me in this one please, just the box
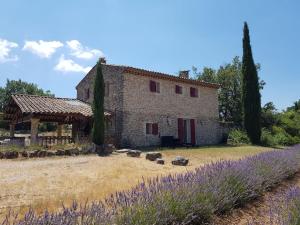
[76,59,224,148]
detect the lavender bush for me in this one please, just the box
[3,144,300,225]
[249,187,300,225]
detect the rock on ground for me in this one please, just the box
[104,144,115,154]
[146,152,162,161]
[4,151,19,159]
[127,150,142,157]
[171,156,189,166]
[115,149,129,153]
[156,158,165,165]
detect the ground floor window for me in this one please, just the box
[146,123,158,135]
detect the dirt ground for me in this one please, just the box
[0,145,272,220]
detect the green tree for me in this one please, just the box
[196,57,242,126]
[195,56,265,128]
[261,102,279,129]
[194,67,217,83]
[0,79,53,112]
[242,22,261,144]
[217,57,243,126]
[287,99,300,112]
[92,60,105,150]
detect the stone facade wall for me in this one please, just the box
[76,65,124,145]
[121,73,222,147]
[76,65,223,148]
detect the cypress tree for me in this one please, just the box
[92,59,105,150]
[242,22,262,144]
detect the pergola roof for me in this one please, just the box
[4,94,111,123]
[12,94,93,116]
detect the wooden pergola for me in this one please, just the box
[4,94,111,145]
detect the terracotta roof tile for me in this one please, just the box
[9,94,110,117]
[122,66,220,88]
[76,63,220,89]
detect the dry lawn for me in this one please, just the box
[0,145,272,220]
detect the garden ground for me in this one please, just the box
[0,145,272,221]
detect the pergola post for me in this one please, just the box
[9,123,16,138]
[31,118,40,145]
[72,122,79,142]
[57,123,63,137]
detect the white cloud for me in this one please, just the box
[54,55,91,73]
[66,40,104,60]
[0,39,18,63]
[23,40,63,58]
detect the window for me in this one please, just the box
[146,123,152,134]
[152,123,158,135]
[190,87,198,97]
[149,80,160,93]
[85,88,90,100]
[146,123,159,135]
[104,82,109,97]
[175,85,182,94]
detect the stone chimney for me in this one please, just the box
[179,70,189,79]
[100,57,106,64]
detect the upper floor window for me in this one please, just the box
[149,80,160,93]
[175,85,183,94]
[190,87,198,97]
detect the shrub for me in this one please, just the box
[261,128,276,147]
[3,145,300,225]
[228,129,250,145]
[261,127,300,147]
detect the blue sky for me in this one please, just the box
[0,0,299,110]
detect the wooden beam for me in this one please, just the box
[9,123,15,137]
[31,118,40,144]
[57,123,63,137]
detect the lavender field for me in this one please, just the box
[248,187,300,225]
[3,145,300,225]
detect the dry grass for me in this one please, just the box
[0,145,273,220]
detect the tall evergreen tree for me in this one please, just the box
[242,22,262,144]
[92,59,105,149]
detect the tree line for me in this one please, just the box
[194,22,299,146]
[0,79,55,132]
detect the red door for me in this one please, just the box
[190,119,196,145]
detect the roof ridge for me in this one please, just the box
[76,62,220,89]
[12,94,78,101]
[104,64,220,87]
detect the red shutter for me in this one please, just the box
[146,123,151,134]
[176,85,182,94]
[190,87,194,97]
[150,80,156,92]
[191,119,196,145]
[178,118,184,143]
[152,123,158,135]
[190,88,198,97]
